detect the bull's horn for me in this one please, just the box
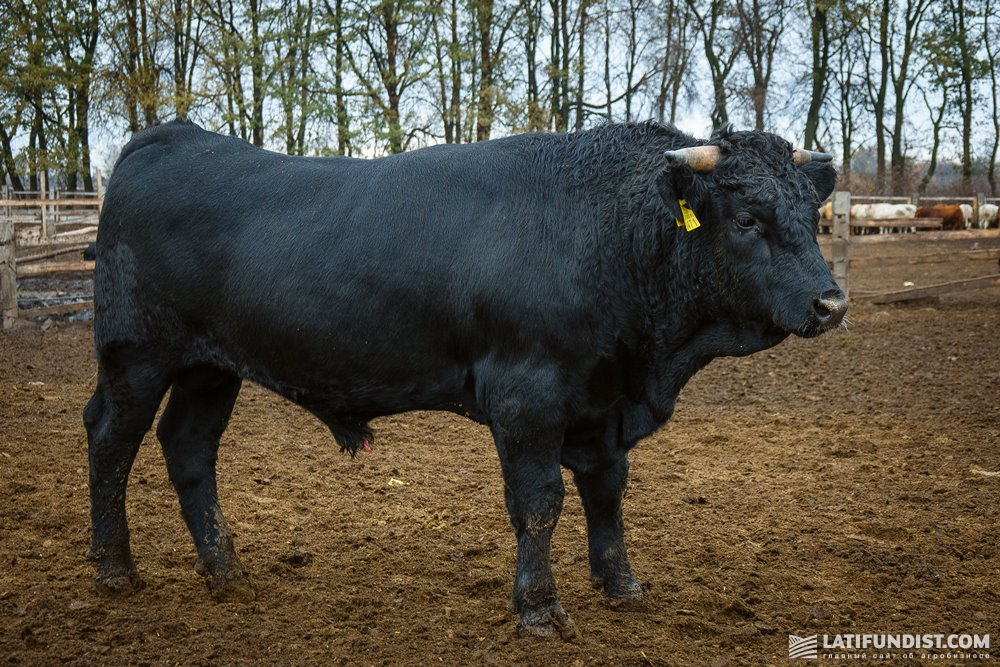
[663,146,720,173]
[793,148,833,165]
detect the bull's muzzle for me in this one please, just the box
[812,289,848,331]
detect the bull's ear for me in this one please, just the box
[656,165,708,223]
[799,160,837,202]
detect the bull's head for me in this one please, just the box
[658,128,846,341]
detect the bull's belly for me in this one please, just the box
[188,333,483,422]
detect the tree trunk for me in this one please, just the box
[918,87,947,194]
[656,0,676,124]
[803,0,828,148]
[873,0,889,194]
[574,0,588,130]
[450,0,462,141]
[603,0,611,120]
[987,0,999,194]
[139,0,158,125]
[559,0,570,130]
[334,0,350,153]
[383,1,404,153]
[250,0,265,147]
[0,125,25,191]
[476,0,494,141]
[954,0,974,193]
[523,0,542,131]
[549,0,562,131]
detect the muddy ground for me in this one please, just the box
[1,236,998,665]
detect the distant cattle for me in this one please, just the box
[916,204,964,231]
[980,203,998,229]
[867,203,916,220]
[848,203,916,234]
[959,204,973,228]
[848,204,915,221]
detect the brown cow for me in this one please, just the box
[916,204,964,231]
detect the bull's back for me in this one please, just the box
[96,122,589,409]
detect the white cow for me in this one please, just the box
[849,204,870,220]
[959,204,973,229]
[849,203,916,220]
[849,203,916,234]
[868,203,917,219]
[980,203,998,229]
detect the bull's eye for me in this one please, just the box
[735,213,758,232]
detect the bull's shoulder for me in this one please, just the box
[114,120,243,169]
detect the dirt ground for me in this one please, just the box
[1,237,998,666]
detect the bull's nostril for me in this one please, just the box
[813,289,848,328]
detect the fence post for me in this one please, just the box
[832,191,851,298]
[0,218,16,329]
[976,193,985,229]
[39,170,53,243]
[95,168,103,213]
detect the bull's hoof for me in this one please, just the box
[94,569,144,596]
[207,569,256,602]
[209,576,256,603]
[90,544,143,596]
[517,604,578,641]
[195,556,256,602]
[593,574,647,610]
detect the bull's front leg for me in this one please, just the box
[492,422,577,641]
[573,455,645,605]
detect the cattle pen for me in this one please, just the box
[823,191,1000,304]
[0,173,101,329]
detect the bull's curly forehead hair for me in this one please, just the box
[711,125,794,168]
[709,126,825,206]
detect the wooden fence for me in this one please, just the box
[2,170,103,247]
[1,171,102,328]
[827,191,1000,304]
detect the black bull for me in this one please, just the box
[84,120,845,639]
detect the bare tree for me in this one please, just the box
[653,0,693,125]
[888,0,932,194]
[347,0,431,153]
[736,0,786,131]
[915,20,954,194]
[830,1,863,184]
[472,0,518,140]
[802,0,829,148]
[947,0,980,193]
[171,0,203,117]
[986,0,999,194]
[518,0,546,130]
[861,0,890,192]
[274,0,322,155]
[686,0,742,133]
[429,0,465,142]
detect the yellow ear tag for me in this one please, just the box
[677,199,701,231]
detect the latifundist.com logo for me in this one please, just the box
[787,634,991,660]
[789,635,818,659]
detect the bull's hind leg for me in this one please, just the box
[154,365,250,600]
[84,352,171,595]
[571,456,645,606]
